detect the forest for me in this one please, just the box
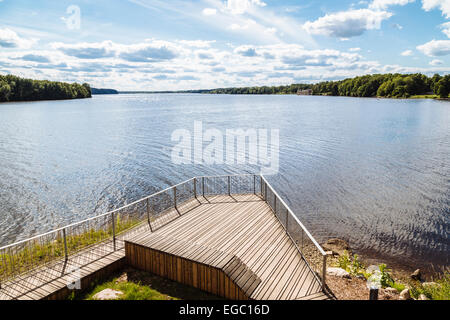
[0,74,91,102]
[191,73,449,99]
[91,88,119,94]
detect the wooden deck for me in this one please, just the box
[0,193,330,300]
[126,194,327,300]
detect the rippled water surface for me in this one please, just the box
[0,94,448,268]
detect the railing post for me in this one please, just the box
[174,186,177,209]
[63,228,68,261]
[111,212,116,251]
[285,209,289,233]
[260,176,263,196]
[274,196,277,215]
[202,177,205,197]
[265,183,268,203]
[301,229,304,251]
[322,254,327,291]
[194,178,197,199]
[253,175,256,194]
[174,186,181,216]
[228,176,231,196]
[147,198,153,232]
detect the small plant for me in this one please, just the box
[376,263,407,292]
[390,281,406,292]
[379,264,394,288]
[336,251,367,277]
[349,254,365,277]
[337,250,351,271]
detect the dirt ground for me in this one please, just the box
[326,275,400,300]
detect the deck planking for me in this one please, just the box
[126,194,324,300]
[0,193,328,300]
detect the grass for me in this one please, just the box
[409,94,439,99]
[335,251,370,279]
[334,251,406,292]
[0,216,142,281]
[333,251,450,300]
[78,268,221,301]
[410,271,450,300]
[85,279,177,300]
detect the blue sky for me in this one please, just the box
[0,0,449,90]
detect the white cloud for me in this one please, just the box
[119,41,181,62]
[2,38,387,90]
[441,21,450,38]
[51,40,183,62]
[18,54,51,63]
[303,9,393,38]
[401,49,413,56]
[226,0,267,14]
[422,0,450,18]
[0,28,36,49]
[234,45,259,57]
[430,59,444,65]
[202,8,217,16]
[265,27,277,35]
[417,39,450,56]
[227,19,256,31]
[177,40,216,48]
[369,0,415,10]
[51,41,117,59]
[349,47,362,52]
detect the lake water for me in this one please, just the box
[0,94,448,270]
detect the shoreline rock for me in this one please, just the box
[399,289,411,300]
[327,267,351,279]
[93,288,124,300]
[410,269,422,281]
[322,238,351,256]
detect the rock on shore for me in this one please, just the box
[322,238,351,256]
[93,289,124,300]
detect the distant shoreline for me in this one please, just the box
[116,91,448,101]
[119,73,450,99]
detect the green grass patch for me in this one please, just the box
[85,279,177,300]
[409,94,439,99]
[335,251,369,279]
[410,272,450,300]
[77,269,221,301]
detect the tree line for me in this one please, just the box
[0,74,92,102]
[189,73,449,99]
[186,84,312,95]
[91,88,118,94]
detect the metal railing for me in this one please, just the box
[260,175,329,290]
[0,174,327,291]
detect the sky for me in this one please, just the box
[0,0,449,90]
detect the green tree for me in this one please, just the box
[436,76,450,98]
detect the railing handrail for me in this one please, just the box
[1,174,325,259]
[195,173,255,179]
[0,175,255,251]
[260,175,327,256]
[0,177,196,251]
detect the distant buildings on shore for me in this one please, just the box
[297,88,313,95]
